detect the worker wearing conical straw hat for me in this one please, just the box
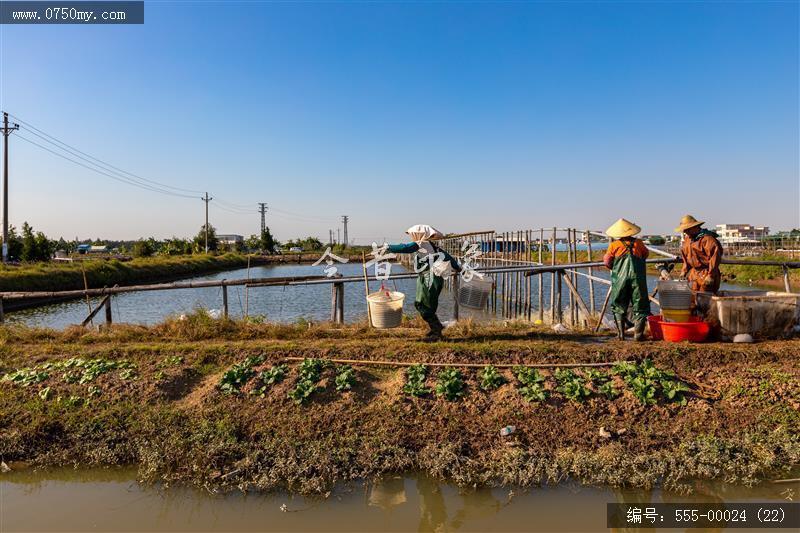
[387,225,461,341]
[602,218,651,341]
[675,215,723,294]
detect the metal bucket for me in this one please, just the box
[657,280,692,310]
[367,290,405,329]
[458,277,494,310]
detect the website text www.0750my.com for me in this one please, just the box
[0,1,144,24]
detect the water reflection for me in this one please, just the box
[1,467,794,532]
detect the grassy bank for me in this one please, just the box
[1,316,797,494]
[0,254,250,293]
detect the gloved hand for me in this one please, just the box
[659,269,671,281]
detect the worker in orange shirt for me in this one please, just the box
[603,218,651,341]
[675,215,723,294]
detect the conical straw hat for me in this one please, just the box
[674,215,704,233]
[605,218,641,239]
[406,224,444,243]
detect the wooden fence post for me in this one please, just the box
[784,266,792,293]
[453,273,460,321]
[104,296,112,325]
[556,270,563,324]
[222,283,228,318]
[335,282,344,323]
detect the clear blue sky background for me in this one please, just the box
[0,1,797,244]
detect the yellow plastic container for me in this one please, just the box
[662,309,692,323]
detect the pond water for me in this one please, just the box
[5,263,746,330]
[1,468,795,532]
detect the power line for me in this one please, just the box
[8,113,205,194]
[15,133,198,199]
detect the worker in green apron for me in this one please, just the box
[388,225,461,341]
[602,218,651,341]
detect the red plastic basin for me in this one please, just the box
[647,315,664,340]
[659,317,710,343]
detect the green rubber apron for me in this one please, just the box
[609,240,651,321]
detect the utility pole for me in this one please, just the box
[341,215,349,249]
[2,112,19,263]
[258,202,267,234]
[329,229,333,247]
[337,228,340,245]
[201,192,213,253]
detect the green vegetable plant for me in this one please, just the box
[554,369,591,403]
[251,364,288,397]
[288,379,318,404]
[514,366,548,403]
[334,365,356,392]
[599,381,620,399]
[435,368,465,401]
[288,358,329,405]
[219,355,264,394]
[3,368,49,387]
[661,379,691,405]
[614,359,691,406]
[478,365,505,391]
[402,364,430,397]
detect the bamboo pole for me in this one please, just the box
[567,229,575,326]
[362,251,372,327]
[562,273,592,324]
[280,356,634,369]
[81,263,92,324]
[593,284,614,333]
[244,255,251,319]
[556,270,563,324]
[550,227,556,323]
[586,229,595,316]
[538,228,544,322]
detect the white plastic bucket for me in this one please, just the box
[458,277,494,309]
[367,290,405,329]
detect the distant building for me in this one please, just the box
[217,234,244,245]
[77,244,109,254]
[715,224,769,244]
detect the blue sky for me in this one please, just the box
[0,1,797,244]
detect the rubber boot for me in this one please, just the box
[633,317,647,342]
[422,315,444,342]
[613,314,626,340]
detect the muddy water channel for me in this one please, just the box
[5,263,744,330]
[1,468,795,532]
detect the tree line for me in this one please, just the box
[0,222,341,261]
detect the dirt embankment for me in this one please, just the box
[0,318,798,494]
